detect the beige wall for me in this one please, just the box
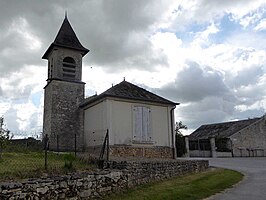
[110,99,173,147]
[84,98,174,148]
[84,101,107,147]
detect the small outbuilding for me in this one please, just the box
[188,115,266,157]
[80,80,179,159]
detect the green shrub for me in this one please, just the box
[63,153,76,170]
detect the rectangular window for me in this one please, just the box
[133,106,152,143]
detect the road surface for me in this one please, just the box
[207,157,266,200]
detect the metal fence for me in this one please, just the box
[189,138,232,152]
[189,139,211,151]
[0,136,94,181]
[84,129,109,161]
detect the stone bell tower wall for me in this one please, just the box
[43,80,84,151]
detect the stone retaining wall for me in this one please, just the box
[109,146,173,159]
[108,159,209,187]
[0,159,208,199]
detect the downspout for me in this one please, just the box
[170,106,176,159]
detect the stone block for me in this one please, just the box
[78,190,91,198]
[37,186,48,195]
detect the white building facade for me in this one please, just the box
[81,81,178,158]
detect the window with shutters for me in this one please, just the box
[133,106,152,143]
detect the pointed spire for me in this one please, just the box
[53,16,89,52]
[42,14,89,59]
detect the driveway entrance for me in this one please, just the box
[207,157,266,200]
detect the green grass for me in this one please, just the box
[0,152,94,180]
[107,168,243,200]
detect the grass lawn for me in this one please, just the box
[0,152,94,180]
[107,168,243,200]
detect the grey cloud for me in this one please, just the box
[76,0,170,70]
[175,94,263,132]
[0,32,43,76]
[177,101,230,130]
[232,109,265,121]
[235,83,266,107]
[154,61,265,132]
[157,62,229,103]
[1,75,39,101]
[152,62,251,131]
[224,65,266,107]
[227,65,264,88]
[4,107,19,131]
[0,0,171,75]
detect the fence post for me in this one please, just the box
[44,134,48,170]
[57,135,59,155]
[74,133,77,157]
[106,129,109,161]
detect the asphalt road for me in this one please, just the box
[207,157,266,200]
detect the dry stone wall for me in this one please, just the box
[230,117,266,157]
[0,159,208,199]
[108,159,209,186]
[109,146,173,159]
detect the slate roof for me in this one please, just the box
[42,16,89,59]
[80,80,179,108]
[189,117,262,140]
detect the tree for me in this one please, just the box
[0,116,11,158]
[175,121,187,157]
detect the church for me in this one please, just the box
[42,15,179,159]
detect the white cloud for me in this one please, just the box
[254,18,266,31]
[150,31,183,72]
[191,23,220,47]
[1,0,266,135]
[14,101,37,131]
[0,101,11,116]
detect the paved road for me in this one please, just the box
[207,157,266,200]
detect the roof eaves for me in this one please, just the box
[80,93,179,108]
[42,43,89,59]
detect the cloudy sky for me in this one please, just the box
[0,0,266,137]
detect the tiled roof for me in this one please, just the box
[42,16,89,59]
[189,117,262,140]
[80,80,179,107]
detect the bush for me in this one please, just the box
[176,133,187,157]
[64,153,76,170]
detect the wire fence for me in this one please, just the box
[84,129,109,160]
[0,129,110,180]
[0,136,95,181]
[46,133,78,156]
[9,129,42,140]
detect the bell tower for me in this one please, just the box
[42,15,89,151]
